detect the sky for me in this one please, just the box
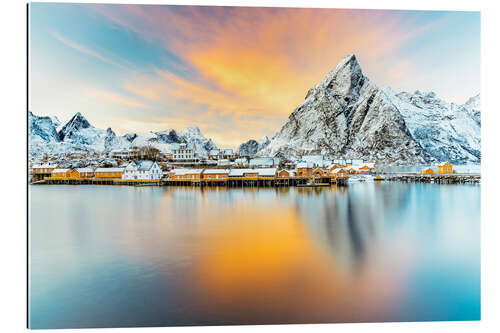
[29,3,480,149]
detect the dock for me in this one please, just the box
[383,173,480,184]
[33,175,349,187]
[35,177,162,186]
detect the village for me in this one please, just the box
[29,142,469,187]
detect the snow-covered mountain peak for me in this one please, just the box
[464,94,480,110]
[185,125,201,134]
[257,54,480,164]
[59,112,93,141]
[321,53,365,99]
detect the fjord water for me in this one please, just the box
[29,183,480,328]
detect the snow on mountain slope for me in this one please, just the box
[257,54,480,164]
[29,111,218,161]
[257,54,432,164]
[393,90,481,163]
[29,111,60,143]
[462,94,481,126]
[237,136,271,157]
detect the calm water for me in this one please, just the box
[28,183,480,328]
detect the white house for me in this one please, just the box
[172,143,197,162]
[234,158,249,167]
[123,160,163,180]
[217,159,231,166]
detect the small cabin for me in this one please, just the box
[420,168,434,175]
[94,168,124,179]
[203,169,229,180]
[169,169,203,180]
[33,163,59,174]
[257,168,278,178]
[297,162,313,177]
[437,162,453,174]
[358,166,372,174]
[329,168,348,178]
[277,169,290,178]
[312,168,325,178]
[51,168,71,178]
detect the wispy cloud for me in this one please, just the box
[87,88,151,109]
[52,31,129,70]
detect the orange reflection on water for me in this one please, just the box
[190,203,405,324]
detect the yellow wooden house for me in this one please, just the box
[51,168,71,178]
[437,162,453,174]
[203,169,229,180]
[277,169,290,178]
[94,168,124,179]
[33,163,59,174]
[297,162,313,178]
[69,168,95,178]
[312,168,325,178]
[420,168,434,175]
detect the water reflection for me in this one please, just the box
[29,183,480,328]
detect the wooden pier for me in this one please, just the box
[163,176,349,187]
[383,173,480,184]
[37,177,162,186]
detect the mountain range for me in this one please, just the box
[256,54,480,164]
[29,54,480,164]
[28,111,217,160]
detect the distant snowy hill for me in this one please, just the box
[393,90,480,163]
[256,54,480,164]
[28,111,218,161]
[237,136,270,157]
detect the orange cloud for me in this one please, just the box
[89,5,443,147]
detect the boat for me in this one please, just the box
[297,181,330,187]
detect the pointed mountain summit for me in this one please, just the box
[321,54,365,100]
[258,54,480,164]
[59,112,92,141]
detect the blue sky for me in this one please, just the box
[29,3,480,148]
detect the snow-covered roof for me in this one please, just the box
[76,168,94,173]
[137,160,156,171]
[170,168,203,175]
[229,168,256,177]
[234,158,248,163]
[257,168,278,176]
[209,149,220,155]
[203,169,229,174]
[33,163,58,169]
[438,161,451,167]
[223,149,234,155]
[95,168,124,173]
[330,167,346,174]
[52,168,69,173]
[278,169,295,176]
[360,162,375,169]
[297,162,313,169]
[301,155,324,163]
[249,157,275,167]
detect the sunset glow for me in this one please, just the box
[29,4,480,148]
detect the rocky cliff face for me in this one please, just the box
[28,111,60,143]
[257,54,480,164]
[237,136,271,157]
